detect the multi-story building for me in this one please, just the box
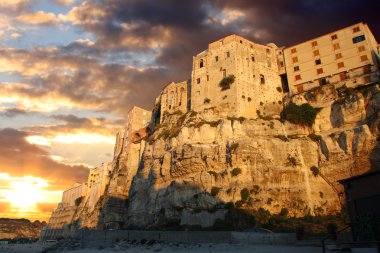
[159,80,189,121]
[191,34,284,119]
[284,22,380,95]
[87,163,112,211]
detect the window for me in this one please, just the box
[251,56,255,62]
[313,50,320,57]
[207,75,209,81]
[337,62,345,68]
[340,72,347,81]
[294,66,300,72]
[358,45,365,52]
[267,60,271,68]
[220,40,224,46]
[295,74,301,81]
[315,59,321,65]
[266,48,271,54]
[331,34,338,40]
[336,53,342,59]
[360,55,369,62]
[223,69,226,78]
[197,78,200,84]
[280,61,284,67]
[260,74,265,84]
[353,26,361,33]
[200,59,204,68]
[363,65,371,74]
[297,84,303,93]
[353,35,366,44]
[319,78,328,86]
[215,56,219,62]
[291,48,297,54]
[292,56,298,63]
[333,43,340,50]
[312,41,318,47]
[317,68,324,74]
[226,51,230,58]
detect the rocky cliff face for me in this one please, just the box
[75,84,380,230]
[0,218,46,239]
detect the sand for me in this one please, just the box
[0,242,323,253]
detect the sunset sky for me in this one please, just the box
[0,0,379,221]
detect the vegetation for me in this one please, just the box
[275,135,289,142]
[308,133,322,142]
[75,196,83,206]
[240,188,250,203]
[235,200,243,208]
[231,167,242,177]
[208,171,218,178]
[281,102,320,126]
[211,187,221,196]
[219,75,235,91]
[279,208,289,217]
[204,98,211,104]
[276,87,282,93]
[310,166,320,177]
[287,155,297,167]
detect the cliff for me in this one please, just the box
[0,218,46,239]
[69,83,379,230]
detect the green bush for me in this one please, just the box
[281,102,320,126]
[231,167,242,177]
[235,200,243,208]
[211,187,221,196]
[240,188,250,203]
[219,75,235,91]
[310,166,319,177]
[279,208,289,217]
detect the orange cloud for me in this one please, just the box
[16,11,59,25]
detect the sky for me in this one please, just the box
[0,0,379,221]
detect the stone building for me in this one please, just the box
[40,183,87,240]
[284,22,380,95]
[87,163,112,211]
[159,80,189,121]
[191,34,284,119]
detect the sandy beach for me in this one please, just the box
[1,242,322,253]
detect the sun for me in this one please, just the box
[4,177,48,210]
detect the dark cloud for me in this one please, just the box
[0,128,89,188]
[0,108,28,118]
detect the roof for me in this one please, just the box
[338,169,380,184]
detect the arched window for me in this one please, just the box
[200,59,204,68]
[169,91,174,109]
[260,74,265,84]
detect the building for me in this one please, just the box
[191,34,284,119]
[87,163,112,211]
[159,80,189,121]
[284,22,380,95]
[339,170,380,241]
[40,183,87,240]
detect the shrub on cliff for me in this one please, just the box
[281,102,320,126]
[219,75,235,91]
[75,196,83,206]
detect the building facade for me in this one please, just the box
[191,34,284,119]
[159,80,189,121]
[284,22,380,95]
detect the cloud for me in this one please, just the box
[16,11,59,25]
[0,128,89,188]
